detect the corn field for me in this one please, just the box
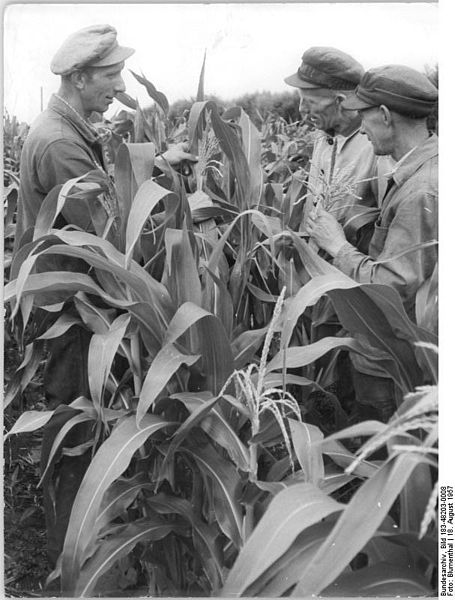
[3,70,438,597]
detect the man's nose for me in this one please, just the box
[359,120,367,135]
[298,97,308,114]
[114,75,126,94]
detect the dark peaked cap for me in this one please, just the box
[285,47,364,90]
[342,65,438,118]
[51,24,135,76]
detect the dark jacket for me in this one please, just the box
[15,94,106,251]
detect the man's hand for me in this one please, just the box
[306,206,348,256]
[158,142,198,166]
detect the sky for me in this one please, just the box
[3,2,439,124]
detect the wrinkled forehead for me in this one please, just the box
[86,60,125,76]
[297,87,336,101]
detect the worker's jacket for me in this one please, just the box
[333,134,438,374]
[303,129,392,243]
[15,94,107,251]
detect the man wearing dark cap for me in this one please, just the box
[285,47,391,242]
[306,64,438,422]
[285,48,392,414]
[15,24,197,565]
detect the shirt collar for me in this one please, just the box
[48,94,102,146]
[390,146,417,174]
[320,127,361,154]
[389,134,438,187]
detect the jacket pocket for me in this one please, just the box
[369,222,389,257]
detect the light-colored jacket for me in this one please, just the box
[303,129,391,244]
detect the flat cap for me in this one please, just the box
[342,65,438,118]
[284,47,364,90]
[51,24,135,76]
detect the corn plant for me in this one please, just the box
[221,382,438,596]
[5,69,438,596]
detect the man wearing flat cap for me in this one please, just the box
[285,47,391,414]
[14,24,197,566]
[307,64,438,423]
[16,24,195,248]
[285,47,391,244]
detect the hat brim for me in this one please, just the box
[341,95,376,111]
[89,45,135,68]
[284,72,322,89]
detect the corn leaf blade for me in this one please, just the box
[222,482,344,596]
[61,413,173,592]
[291,453,424,597]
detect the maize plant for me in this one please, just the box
[4,69,438,596]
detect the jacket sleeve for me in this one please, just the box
[36,139,100,230]
[333,190,438,309]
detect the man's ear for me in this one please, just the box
[69,70,86,90]
[335,93,348,106]
[379,104,393,126]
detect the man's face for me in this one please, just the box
[80,62,126,115]
[297,88,340,134]
[358,106,393,156]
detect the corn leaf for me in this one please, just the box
[323,562,432,596]
[247,521,335,597]
[125,181,178,267]
[164,228,202,307]
[324,420,387,441]
[164,302,234,395]
[88,314,130,412]
[4,341,46,408]
[187,100,209,155]
[291,452,424,597]
[224,107,264,206]
[171,392,250,471]
[208,103,251,208]
[114,143,142,238]
[61,413,173,592]
[231,326,268,370]
[75,518,174,596]
[136,345,200,425]
[129,70,169,114]
[387,532,438,565]
[400,462,433,533]
[206,208,274,275]
[47,230,175,315]
[145,493,224,590]
[95,473,152,538]
[29,244,175,336]
[322,438,379,479]
[222,483,344,596]
[291,238,434,389]
[74,293,117,335]
[115,91,137,110]
[5,410,55,438]
[33,174,89,240]
[266,336,363,372]
[36,314,81,339]
[196,49,206,102]
[121,142,156,188]
[38,412,95,487]
[184,444,243,548]
[280,273,356,350]
[289,419,324,485]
